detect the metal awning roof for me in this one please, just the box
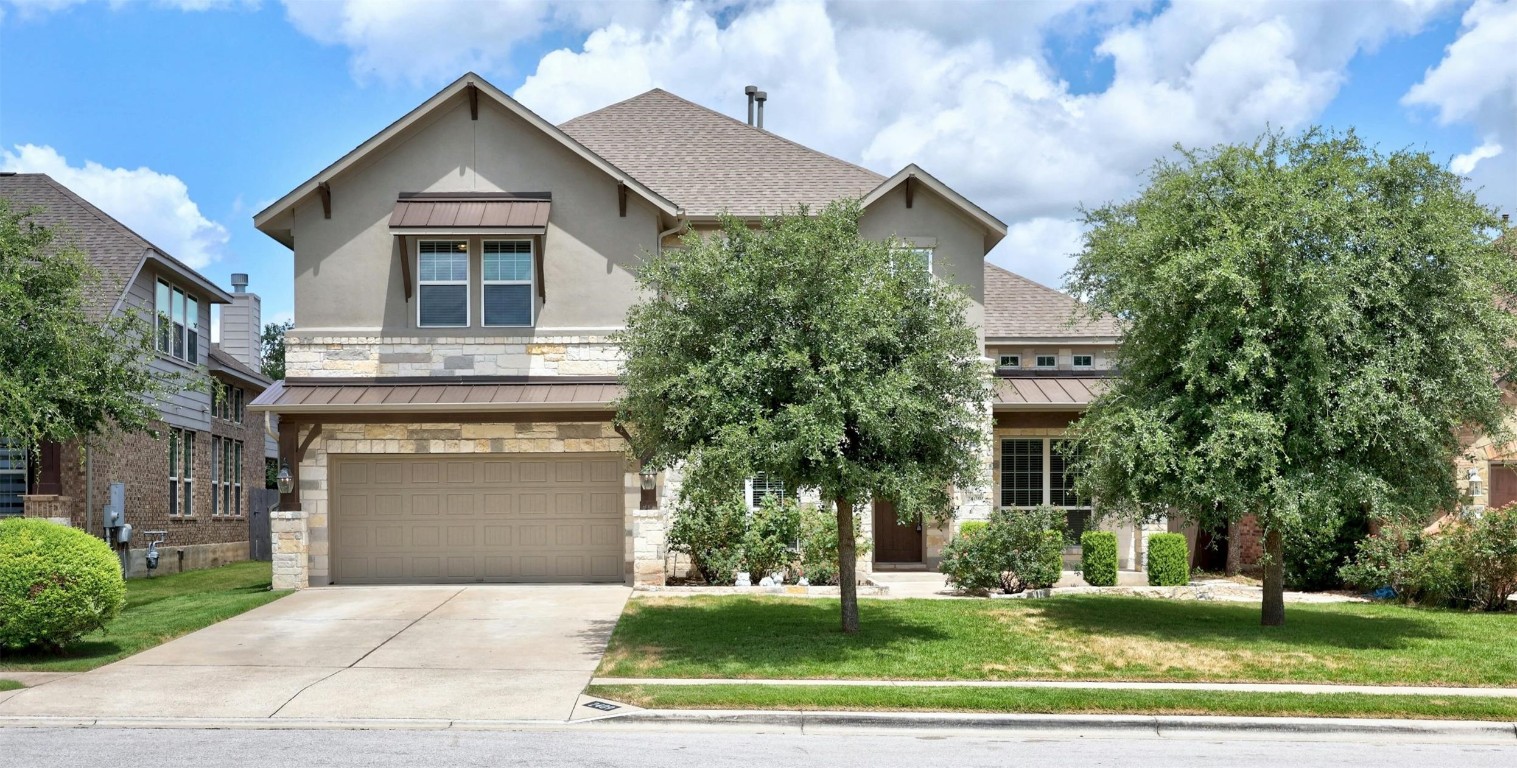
[248,377,620,414]
[388,192,551,233]
[993,376,1108,409]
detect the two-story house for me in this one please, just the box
[0,172,275,575]
[250,73,1012,589]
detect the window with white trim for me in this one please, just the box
[1035,355,1056,368]
[0,439,26,517]
[155,279,199,362]
[1000,438,1092,544]
[418,240,469,327]
[211,435,220,516]
[169,428,194,516]
[482,240,534,327]
[1072,354,1093,369]
[998,354,1020,368]
[233,440,243,517]
[745,473,786,509]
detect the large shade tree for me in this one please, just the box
[616,201,987,633]
[0,200,174,453]
[1067,128,1517,626]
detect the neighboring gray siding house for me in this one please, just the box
[0,172,273,574]
[251,73,1012,588]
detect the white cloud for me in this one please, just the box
[1451,139,1504,174]
[994,218,1088,290]
[2,144,230,269]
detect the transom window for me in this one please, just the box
[1035,355,1057,368]
[1072,354,1093,368]
[155,279,199,363]
[998,354,1020,368]
[418,240,470,327]
[483,240,534,327]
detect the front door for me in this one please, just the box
[873,498,923,564]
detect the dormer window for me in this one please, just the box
[418,240,470,327]
[998,354,1020,368]
[1035,355,1056,369]
[483,240,534,327]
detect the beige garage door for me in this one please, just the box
[330,454,625,584]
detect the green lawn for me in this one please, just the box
[587,684,1517,721]
[0,679,21,692]
[598,595,1517,687]
[0,561,289,673]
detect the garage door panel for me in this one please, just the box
[332,454,624,584]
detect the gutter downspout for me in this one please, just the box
[657,216,688,256]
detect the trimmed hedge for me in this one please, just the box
[1146,533,1190,586]
[0,518,126,651]
[1080,530,1119,587]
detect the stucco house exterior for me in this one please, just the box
[250,73,1044,588]
[0,172,275,575]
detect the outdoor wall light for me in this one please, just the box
[1466,466,1483,499]
[276,461,294,494]
[639,467,656,491]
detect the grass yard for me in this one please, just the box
[0,561,288,673]
[587,683,1517,721]
[598,595,1517,687]
[0,679,22,691]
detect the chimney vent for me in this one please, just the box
[1504,213,1510,226]
[755,90,767,130]
[231,273,249,294]
[744,85,757,126]
[221,273,262,372]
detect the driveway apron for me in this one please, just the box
[0,584,630,722]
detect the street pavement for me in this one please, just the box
[2,725,1514,767]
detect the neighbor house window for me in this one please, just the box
[155,279,199,362]
[169,428,195,516]
[0,439,26,517]
[998,354,1020,368]
[746,473,786,509]
[211,435,221,516]
[1072,354,1093,369]
[222,437,233,516]
[482,240,534,326]
[418,240,469,327]
[233,387,244,424]
[234,440,243,517]
[1035,355,1056,368]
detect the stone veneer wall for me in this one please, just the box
[275,420,643,589]
[284,335,622,378]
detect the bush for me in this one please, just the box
[0,518,126,652]
[1284,505,1370,591]
[958,520,987,538]
[667,495,749,585]
[796,504,869,586]
[939,506,1065,594]
[1146,533,1189,586]
[1458,505,1517,611]
[743,496,802,582]
[1347,508,1517,611]
[1080,530,1119,587]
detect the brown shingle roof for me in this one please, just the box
[984,262,1121,340]
[208,343,271,389]
[559,89,885,217]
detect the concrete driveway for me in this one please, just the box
[0,585,630,722]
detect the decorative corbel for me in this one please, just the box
[317,182,332,219]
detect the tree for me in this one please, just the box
[616,201,987,633]
[1066,128,1517,626]
[0,200,174,451]
[260,319,293,381]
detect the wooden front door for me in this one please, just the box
[873,498,923,563]
[1490,463,1517,509]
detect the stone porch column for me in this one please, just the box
[270,509,309,590]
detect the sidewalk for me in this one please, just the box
[591,676,1517,698]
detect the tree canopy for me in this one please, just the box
[1066,128,1517,625]
[0,200,176,451]
[261,319,293,381]
[616,201,988,632]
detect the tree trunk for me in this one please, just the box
[836,496,860,634]
[1261,526,1285,627]
[1225,518,1241,577]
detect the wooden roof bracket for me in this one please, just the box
[905,175,915,209]
[535,233,546,301]
[618,181,628,217]
[468,83,479,120]
[398,234,412,301]
[317,181,332,219]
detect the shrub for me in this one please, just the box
[0,518,126,652]
[743,496,802,582]
[1338,519,1487,608]
[1080,530,1119,587]
[796,504,869,586]
[1284,505,1370,591]
[1146,533,1189,586]
[1339,522,1424,602]
[958,520,987,538]
[667,495,748,585]
[939,506,1065,594]
[1458,504,1517,611]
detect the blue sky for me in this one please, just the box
[2,0,1513,337]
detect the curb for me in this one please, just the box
[599,709,1517,742]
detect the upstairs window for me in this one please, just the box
[418,240,469,327]
[998,354,1020,368]
[483,240,534,327]
[1035,355,1056,368]
[155,279,199,362]
[1072,354,1093,369]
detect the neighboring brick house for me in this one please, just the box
[250,73,1010,588]
[0,172,274,575]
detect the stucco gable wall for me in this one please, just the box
[859,184,988,347]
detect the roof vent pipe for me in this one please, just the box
[755,90,767,130]
[231,273,249,294]
[744,85,757,126]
